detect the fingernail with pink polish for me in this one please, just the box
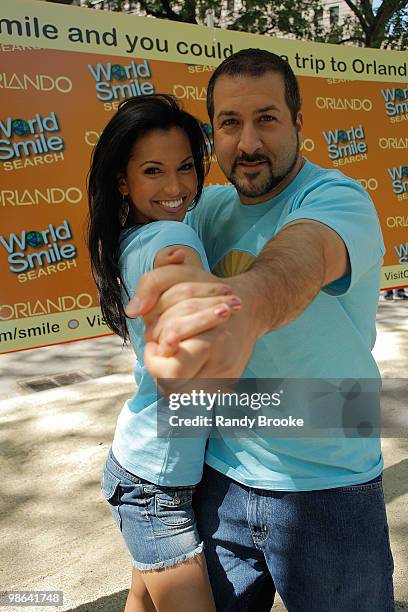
[214,306,229,317]
[228,297,242,309]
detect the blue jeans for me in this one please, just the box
[193,465,394,611]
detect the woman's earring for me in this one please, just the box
[119,195,130,227]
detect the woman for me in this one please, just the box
[87,94,240,612]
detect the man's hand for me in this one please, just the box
[144,289,258,380]
[153,247,186,268]
[125,264,232,318]
[144,291,243,356]
[125,263,256,379]
[126,264,248,368]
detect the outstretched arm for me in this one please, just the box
[127,220,348,379]
[234,219,348,336]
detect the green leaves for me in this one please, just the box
[81,0,407,50]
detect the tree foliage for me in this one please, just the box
[230,0,322,38]
[342,0,408,48]
[229,0,407,49]
[59,0,407,49]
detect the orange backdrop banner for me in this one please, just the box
[0,1,407,353]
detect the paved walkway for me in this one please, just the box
[0,298,407,611]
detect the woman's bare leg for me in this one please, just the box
[125,569,156,612]
[140,552,216,612]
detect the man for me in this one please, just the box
[127,50,394,611]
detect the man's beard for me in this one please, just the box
[228,132,300,199]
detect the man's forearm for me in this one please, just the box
[230,223,326,337]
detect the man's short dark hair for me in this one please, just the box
[207,48,301,125]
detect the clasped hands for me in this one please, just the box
[125,249,260,383]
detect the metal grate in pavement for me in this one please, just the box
[18,371,91,392]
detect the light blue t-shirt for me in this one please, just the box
[187,159,386,491]
[111,220,210,486]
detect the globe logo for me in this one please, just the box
[111,64,127,81]
[26,231,45,248]
[12,119,30,137]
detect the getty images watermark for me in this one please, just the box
[166,388,304,430]
[156,378,408,438]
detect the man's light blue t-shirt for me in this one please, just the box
[187,159,386,491]
[111,220,210,486]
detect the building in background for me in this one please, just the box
[54,0,374,48]
[319,1,361,30]
[65,0,368,24]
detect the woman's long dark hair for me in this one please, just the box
[87,94,211,341]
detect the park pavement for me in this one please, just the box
[0,297,407,612]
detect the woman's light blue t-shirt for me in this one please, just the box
[111,220,210,486]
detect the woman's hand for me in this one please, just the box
[126,264,258,382]
[126,252,241,357]
[144,293,242,356]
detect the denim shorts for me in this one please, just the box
[101,450,203,571]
